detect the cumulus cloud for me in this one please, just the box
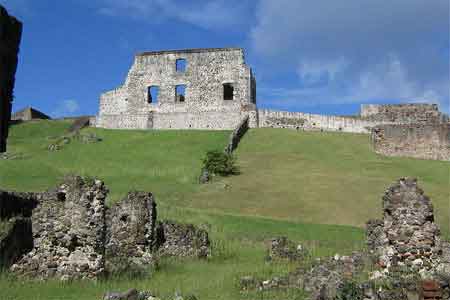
[52,100,80,118]
[251,0,449,111]
[97,0,252,30]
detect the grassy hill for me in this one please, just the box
[0,120,448,299]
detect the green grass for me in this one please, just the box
[0,120,448,299]
[1,120,230,202]
[1,209,363,300]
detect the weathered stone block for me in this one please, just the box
[105,191,157,275]
[11,176,108,280]
[156,220,210,259]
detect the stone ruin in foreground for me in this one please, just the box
[248,178,450,300]
[0,176,210,280]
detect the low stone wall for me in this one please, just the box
[155,220,210,259]
[95,113,153,130]
[258,109,373,133]
[224,115,249,153]
[371,124,450,161]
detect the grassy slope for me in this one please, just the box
[0,121,448,299]
[1,120,230,202]
[192,128,450,236]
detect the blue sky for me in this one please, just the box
[2,0,449,117]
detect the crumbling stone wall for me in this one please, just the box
[366,178,442,272]
[1,176,210,280]
[258,109,375,133]
[105,192,157,275]
[361,104,447,124]
[155,220,210,259]
[11,107,50,122]
[224,115,249,153]
[96,48,257,130]
[0,5,22,153]
[12,177,108,280]
[371,124,450,161]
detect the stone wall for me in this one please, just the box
[11,107,50,121]
[155,220,210,259]
[12,177,108,280]
[224,115,249,153]
[361,104,446,124]
[105,191,157,275]
[0,5,22,152]
[258,109,374,133]
[366,178,442,272]
[371,124,450,161]
[96,48,257,130]
[0,176,210,280]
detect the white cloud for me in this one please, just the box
[252,0,449,109]
[52,100,80,118]
[297,57,349,86]
[97,0,251,30]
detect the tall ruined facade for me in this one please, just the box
[0,5,22,153]
[96,48,257,130]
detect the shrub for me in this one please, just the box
[335,280,364,300]
[202,150,239,176]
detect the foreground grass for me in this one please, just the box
[1,207,364,300]
[0,120,448,299]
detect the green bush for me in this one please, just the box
[335,280,363,300]
[202,150,239,176]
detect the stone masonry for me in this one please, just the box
[96,48,257,130]
[1,176,210,280]
[361,104,447,124]
[105,191,157,275]
[11,177,108,280]
[366,178,442,273]
[0,5,22,153]
[371,123,450,161]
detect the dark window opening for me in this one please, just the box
[223,83,234,100]
[176,59,187,72]
[176,85,186,102]
[148,86,159,104]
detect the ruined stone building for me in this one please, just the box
[0,5,22,153]
[12,106,50,122]
[368,104,450,161]
[94,47,448,160]
[95,48,257,130]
